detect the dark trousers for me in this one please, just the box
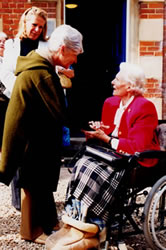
[0,93,9,147]
[11,169,21,210]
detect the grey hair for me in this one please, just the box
[48,24,83,55]
[120,62,145,95]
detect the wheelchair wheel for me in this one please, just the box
[143,176,166,250]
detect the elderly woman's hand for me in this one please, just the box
[82,121,110,143]
[88,121,110,130]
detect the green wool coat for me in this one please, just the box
[0,51,66,191]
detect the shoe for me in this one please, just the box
[33,233,48,244]
[45,224,99,250]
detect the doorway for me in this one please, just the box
[65,0,127,135]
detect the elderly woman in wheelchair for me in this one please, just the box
[46,62,166,250]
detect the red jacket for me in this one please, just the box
[101,96,160,167]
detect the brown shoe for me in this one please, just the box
[45,224,99,250]
[33,233,48,244]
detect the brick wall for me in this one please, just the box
[140,41,162,56]
[139,1,164,119]
[163,2,166,119]
[140,2,164,19]
[0,0,57,38]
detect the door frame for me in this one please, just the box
[126,0,140,63]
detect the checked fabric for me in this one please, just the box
[65,155,125,222]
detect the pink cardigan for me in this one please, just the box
[101,96,160,167]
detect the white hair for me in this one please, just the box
[119,62,145,95]
[48,24,83,55]
[0,31,8,39]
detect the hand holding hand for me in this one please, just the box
[82,121,110,143]
[88,121,110,130]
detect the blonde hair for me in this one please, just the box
[16,6,47,41]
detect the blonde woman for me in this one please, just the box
[0,6,73,99]
[0,6,48,98]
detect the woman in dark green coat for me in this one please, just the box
[0,24,83,244]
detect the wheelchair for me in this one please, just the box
[65,141,166,250]
[99,149,166,250]
[63,120,166,250]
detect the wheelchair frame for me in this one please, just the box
[63,120,166,250]
[65,145,166,250]
[102,150,166,250]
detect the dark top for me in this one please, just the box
[20,38,39,56]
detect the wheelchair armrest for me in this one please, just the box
[134,150,166,159]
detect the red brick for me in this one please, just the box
[140,41,155,46]
[140,9,155,14]
[140,47,147,51]
[156,9,164,14]
[148,47,160,51]
[141,3,148,8]
[149,14,163,19]
[2,3,9,8]
[140,14,148,19]
[155,52,163,56]
[140,52,154,56]
[149,3,164,9]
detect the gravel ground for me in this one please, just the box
[0,166,70,250]
[0,166,151,250]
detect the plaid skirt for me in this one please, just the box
[66,155,125,222]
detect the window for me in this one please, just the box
[47,19,56,37]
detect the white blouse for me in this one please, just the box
[111,96,134,150]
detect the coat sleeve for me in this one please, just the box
[0,80,28,185]
[0,39,19,97]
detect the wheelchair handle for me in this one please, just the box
[134,150,166,159]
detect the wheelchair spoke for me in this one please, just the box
[151,186,166,249]
[143,176,166,250]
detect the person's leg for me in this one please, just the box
[37,190,59,235]
[11,169,21,210]
[20,188,43,241]
[20,188,59,241]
